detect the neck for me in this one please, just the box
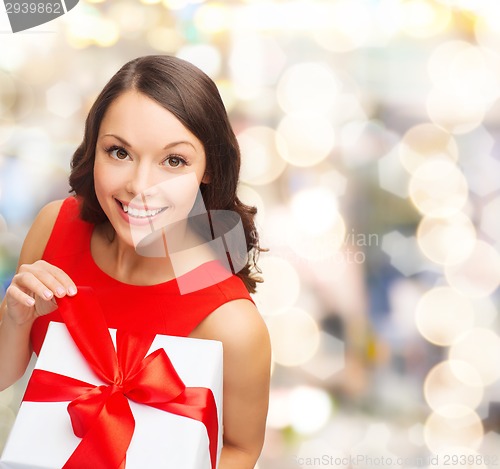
[94,222,216,286]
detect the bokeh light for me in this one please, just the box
[409,159,468,218]
[400,0,452,38]
[424,360,483,417]
[416,212,476,265]
[290,187,340,237]
[449,328,500,386]
[415,287,475,346]
[276,112,335,167]
[46,81,82,118]
[177,45,222,78]
[426,40,500,133]
[238,126,287,185]
[287,187,346,261]
[475,2,500,56]
[277,62,340,115]
[193,2,232,34]
[424,407,483,452]
[398,123,458,174]
[266,308,320,367]
[313,0,373,52]
[445,240,500,298]
[288,386,333,435]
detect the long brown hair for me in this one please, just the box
[69,55,262,292]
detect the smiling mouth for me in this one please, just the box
[118,200,168,218]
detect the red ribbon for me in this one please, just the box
[23,287,219,469]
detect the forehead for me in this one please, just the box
[99,90,202,149]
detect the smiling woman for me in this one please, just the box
[0,55,270,469]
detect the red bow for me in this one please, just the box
[23,288,219,469]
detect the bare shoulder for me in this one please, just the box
[191,299,270,357]
[19,199,65,264]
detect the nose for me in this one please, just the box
[125,161,158,198]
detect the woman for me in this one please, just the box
[0,55,271,468]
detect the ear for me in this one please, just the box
[201,172,211,184]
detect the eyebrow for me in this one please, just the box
[101,134,197,151]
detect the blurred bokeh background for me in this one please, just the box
[2,0,500,467]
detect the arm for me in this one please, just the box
[191,299,271,469]
[0,200,77,391]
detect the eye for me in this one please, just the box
[106,145,130,160]
[163,155,187,168]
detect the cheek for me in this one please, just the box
[161,173,201,208]
[93,161,119,210]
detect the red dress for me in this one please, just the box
[30,197,253,355]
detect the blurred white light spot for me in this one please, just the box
[277,112,335,167]
[445,240,500,298]
[277,62,340,114]
[424,360,483,417]
[287,206,346,261]
[313,0,372,52]
[194,3,232,33]
[449,328,500,386]
[475,5,500,61]
[46,82,82,118]
[266,308,320,367]
[147,27,183,53]
[424,407,483,452]
[399,123,458,174]
[177,44,222,78]
[289,386,333,435]
[417,213,476,266]
[238,126,287,186]
[427,87,486,134]
[415,287,475,346]
[425,41,500,134]
[229,34,286,97]
[290,187,339,237]
[401,0,452,38]
[409,159,468,218]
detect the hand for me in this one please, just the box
[5,260,77,326]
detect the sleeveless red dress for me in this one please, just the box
[30,197,253,355]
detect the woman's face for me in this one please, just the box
[93,90,208,251]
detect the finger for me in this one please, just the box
[11,271,59,302]
[35,261,77,296]
[5,284,36,307]
[19,262,77,297]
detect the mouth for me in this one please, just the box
[116,199,168,219]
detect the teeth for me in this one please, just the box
[121,202,164,218]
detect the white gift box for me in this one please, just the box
[0,322,223,469]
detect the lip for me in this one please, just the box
[115,198,168,227]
